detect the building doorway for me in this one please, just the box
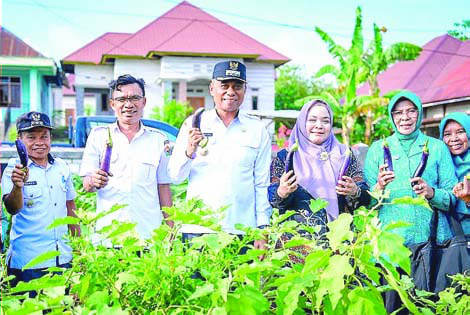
[187,97,205,110]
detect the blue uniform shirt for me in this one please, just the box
[1,156,76,269]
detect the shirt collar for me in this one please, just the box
[26,153,55,169]
[110,121,146,139]
[208,108,248,127]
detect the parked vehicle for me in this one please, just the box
[1,116,179,174]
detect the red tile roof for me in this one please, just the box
[358,34,470,104]
[0,26,43,57]
[63,1,289,65]
[63,32,131,64]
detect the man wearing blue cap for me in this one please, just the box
[1,111,79,292]
[169,60,272,257]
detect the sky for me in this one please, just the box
[1,0,469,77]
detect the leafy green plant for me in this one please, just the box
[448,20,470,41]
[306,7,421,145]
[275,65,332,111]
[1,187,469,314]
[150,95,193,129]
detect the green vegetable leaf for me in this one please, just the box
[347,287,387,315]
[377,231,411,274]
[391,196,431,211]
[47,216,80,230]
[326,213,354,251]
[309,198,329,214]
[22,250,61,270]
[188,283,214,301]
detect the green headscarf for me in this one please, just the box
[388,90,423,153]
[439,112,470,181]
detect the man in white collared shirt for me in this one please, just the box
[168,61,272,251]
[80,75,173,241]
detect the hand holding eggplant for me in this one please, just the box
[11,164,29,188]
[186,128,205,158]
[185,108,207,158]
[277,170,298,199]
[453,174,470,203]
[90,169,111,190]
[410,177,434,200]
[336,176,360,196]
[377,163,395,190]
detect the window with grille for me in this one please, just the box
[0,76,21,108]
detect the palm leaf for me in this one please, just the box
[315,26,347,67]
[350,7,364,60]
[315,64,340,79]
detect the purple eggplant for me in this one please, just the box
[383,138,393,172]
[285,140,299,173]
[192,107,205,129]
[15,139,29,168]
[191,107,208,149]
[411,139,429,187]
[337,148,352,182]
[100,127,113,174]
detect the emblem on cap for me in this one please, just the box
[32,113,41,121]
[229,61,239,70]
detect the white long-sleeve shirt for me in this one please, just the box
[168,109,272,234]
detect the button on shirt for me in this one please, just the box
[79,122,171,240]
[1,156,76,269]
[168,109,272,234]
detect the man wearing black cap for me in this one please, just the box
[1,111,79,291]
[169,61,272,256]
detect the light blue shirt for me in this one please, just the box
[1,156,76,269]
[168,109,272,234]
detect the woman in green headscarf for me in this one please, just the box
[364,91,457,247]
[439,112,470,234]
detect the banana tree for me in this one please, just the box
[361,24,421,144]
[313,6,421,145]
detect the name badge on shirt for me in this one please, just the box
[24,181,37,186]
[203,132,213,137]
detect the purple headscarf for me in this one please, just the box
[289,99,348,221]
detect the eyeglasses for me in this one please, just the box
[391,108,418,119]
[112,95,144,105]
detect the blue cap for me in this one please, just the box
[212,61,247,83]
[16,111,54,131]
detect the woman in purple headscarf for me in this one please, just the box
[268,99,370,231]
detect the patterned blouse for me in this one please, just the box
[268,148,370,216]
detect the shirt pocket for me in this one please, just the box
[135,158,158,183]
[233,137,258,168]
[23,187,43,211]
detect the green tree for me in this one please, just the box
[361,24,421,144]
[448,19,470,41]
[275,65,331,110]
[150,95,193,129]
[310,7,421,145]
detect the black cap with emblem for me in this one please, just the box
[212,60,247,83]
[16,111,54,132]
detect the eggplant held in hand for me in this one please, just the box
[337,148,352,182]
[191,107,208,150]
[285,140,299,173]
[15,139,29,168]
[100,127,113,174]
[383,138,393,172]
[411,139,429,187]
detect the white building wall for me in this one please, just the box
[113,59,162,118]
[71,58,277,118]
[74,64,113,89]
[244,62,275,111]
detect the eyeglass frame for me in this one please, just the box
[111,95,144,105]
[391,107,419,120]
